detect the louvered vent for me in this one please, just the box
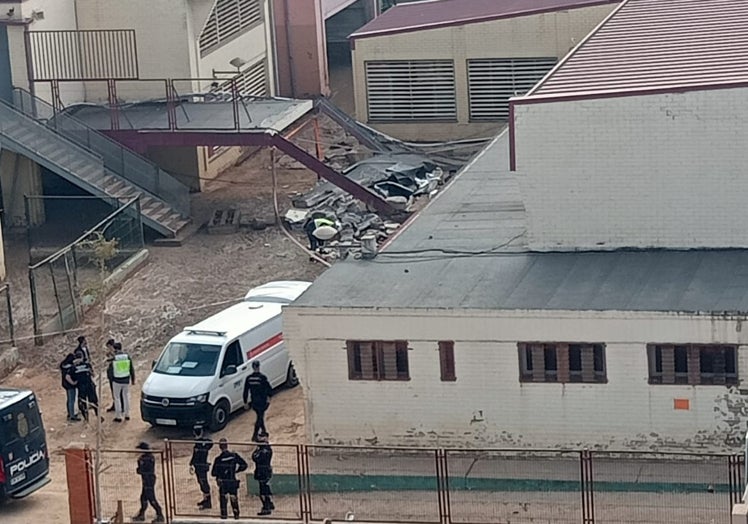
[365,60,456,122]
[211,59,268,97]
[467,58,557,121]
[200,0,262,56]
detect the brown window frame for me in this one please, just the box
[438,341,456,381]
[518,342,607,384]
[347,340,410,381]
[647,344,738,385]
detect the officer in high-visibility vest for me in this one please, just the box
[303,214,338,252]
[111,342,135,422]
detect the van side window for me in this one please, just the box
[221,340,243,375]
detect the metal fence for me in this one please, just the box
[89,442,747,524]
[28,197,144,341]
[0,283,15,347]
[98,449,170,522]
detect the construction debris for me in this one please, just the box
[284,153,447,258]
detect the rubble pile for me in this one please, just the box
[284,153,448,258]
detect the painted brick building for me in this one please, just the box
[284,0,748,452]
[349,0,620,141]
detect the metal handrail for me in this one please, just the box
[12,88,190,216]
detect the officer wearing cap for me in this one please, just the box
[243,360,272,442]
[211,438,248,520]
[133,442,165,523]
[190,425,213,510]
[252,431,274,516]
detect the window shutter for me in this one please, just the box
[365,60,456,122]
[200,0,262,55]
[687,346,701,385]
[530,344,545,382]
[467,58,556,121]
[556,344,570,383]
[439,341,456,381]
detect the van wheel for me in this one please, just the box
[285,363,300,388]
[209,399,230,432]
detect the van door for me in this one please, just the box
[217,340,247,411]
[243,314,288,387]
[0,396,48,497]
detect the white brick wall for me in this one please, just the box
[514,87,748,250]
[351,4,617,141]
[284,306,748,451]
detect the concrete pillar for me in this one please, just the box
[272,0,330,97]
[65,444,95,524]
[0,150,45,227]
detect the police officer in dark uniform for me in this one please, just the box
[190,425,213,510]
[133,442,165,523]
[252,432,274,516]
[243,361,272,442]
[73,340,99,422]
[211,438,248,520]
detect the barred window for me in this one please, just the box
[519,343,606,384]
[200,0,262,55]
[347,341,410,381]
[467,58,556,121]
[365,60,456,122]
[648,344,737,385]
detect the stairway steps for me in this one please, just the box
[0,100,191,238]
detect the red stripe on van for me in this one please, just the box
[247,333,283,360]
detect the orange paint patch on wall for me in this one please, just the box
[673,398,690,410]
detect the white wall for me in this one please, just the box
[284,306,748,452]
[514,87,748,250]
[351,4,616,140]
[17,0,85,103]
[76,0,193,102]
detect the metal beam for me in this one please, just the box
[103,130,400,216]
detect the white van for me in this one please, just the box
[140,281,311,431]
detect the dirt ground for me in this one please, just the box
[0,150,326,523]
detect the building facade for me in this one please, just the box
[2,0,276,185]
[284,306,748,451]
[349,0,619,141]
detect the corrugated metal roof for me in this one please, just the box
[350,0,621,40]
[529,0,748,98]
[294,130,748,313]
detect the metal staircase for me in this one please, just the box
[2,90,191,238]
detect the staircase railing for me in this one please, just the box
[11,88,190,216]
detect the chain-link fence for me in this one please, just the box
[166,440,302,520]
[28,197,144,341]
[25,195,121,265]
[98,449,169,523]
[445,449,582,524]
[592,451,737,524]
[306,446,440,523]
[87,442,744,524]
[0,283,15,347]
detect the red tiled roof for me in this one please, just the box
[350,0,621,39]
[528,0,748,99]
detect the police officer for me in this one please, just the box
[252,432,274,516]
[133,442,165,523]
[303,214,337,252]
[190,425,213,510]
[243,361,272,442]
[211,438,248,520]
[111,342,135,422]
[105,338,117,412]
[73,343,99,422]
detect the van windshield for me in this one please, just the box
[154,343,222,377]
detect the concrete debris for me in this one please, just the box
[285,153,446,258]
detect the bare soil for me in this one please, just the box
[0,151,325,523]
